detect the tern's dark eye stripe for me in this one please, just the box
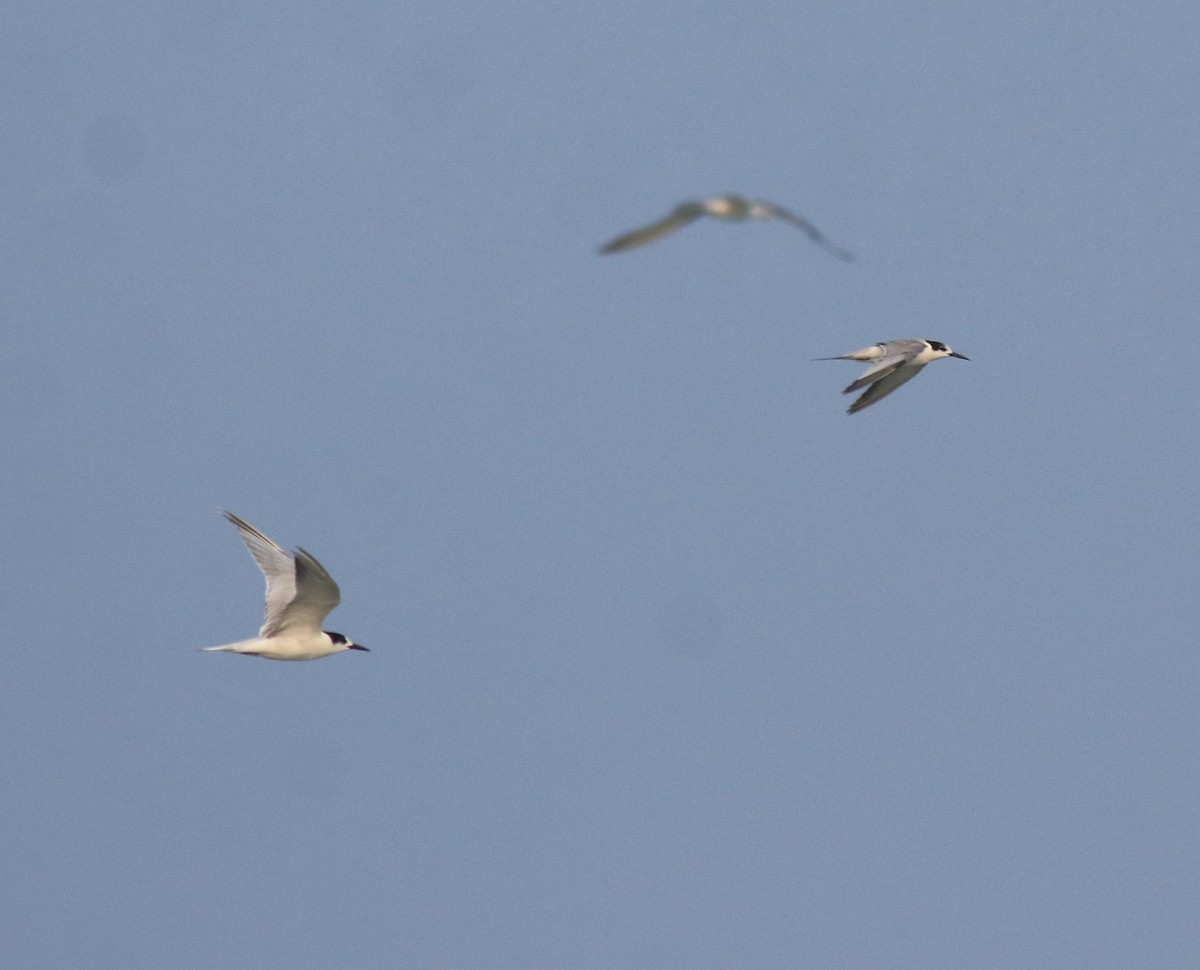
[927,340,948,351]
[326,631,348,645]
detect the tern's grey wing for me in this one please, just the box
[222,511,298,638]
[274,547,341,635]
[846,364,925,414]
[878,339,928,357]
[598,203,707,253]
[843,353,909,394]
[759,202,855,261]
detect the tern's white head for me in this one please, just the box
[921,340,969,362]
[325,631,369,653]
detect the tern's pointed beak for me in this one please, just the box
[348,644,370,651]
[950,351,969,360]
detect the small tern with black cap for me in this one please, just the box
[818,339,968,414]
[204,511,368,661]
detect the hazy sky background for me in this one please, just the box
[3,2,1199,967]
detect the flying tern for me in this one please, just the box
[204,511,367,661]
[818,339,968,414]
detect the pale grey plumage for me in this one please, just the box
[818,339,968,414]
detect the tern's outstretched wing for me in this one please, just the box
[846,364,926,414]
[760,202,855,261]
[598,202,707,253]
[843,353,910,394]
[222,511,299,638]
[281,548,341,635]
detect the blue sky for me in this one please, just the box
[3,2,1199,967]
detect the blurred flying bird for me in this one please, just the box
[598,194,854,260]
